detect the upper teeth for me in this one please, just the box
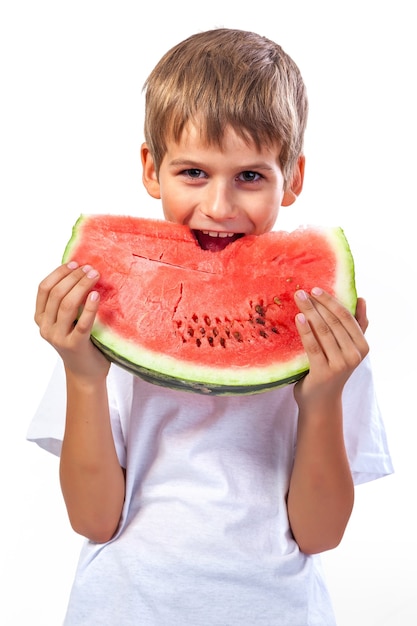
[203,231,235,238]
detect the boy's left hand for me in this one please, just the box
[294,288,369,397]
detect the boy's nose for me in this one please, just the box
[201,182,236,221]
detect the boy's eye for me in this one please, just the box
[239,171,261,182]
[184,168,205,179]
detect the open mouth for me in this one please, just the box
[193,230,244,252]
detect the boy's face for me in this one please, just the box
[141,123,304,251]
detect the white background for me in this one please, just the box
[1,1,415,624]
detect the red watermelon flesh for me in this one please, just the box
[62,214,357,395]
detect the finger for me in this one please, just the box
[355,297,368,333]
[35,262,79,322]
[37,263,100,335]
[294,290,342,365]
[53,266,100,332]
[71,290,101,338]
[308,288,369,359]
[294,288,367,371]
[294,310,329,369]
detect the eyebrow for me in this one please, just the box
[168,159,202,168]
[168,158,275,171]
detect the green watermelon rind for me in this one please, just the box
[90,327,311,395]
[327,227,357,314]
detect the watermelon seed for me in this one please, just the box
[187,327,194,337]
[220,337,226,348]
[233,331,243,342]
[256,317,265,325]
[208,337,214,346]
[255,304,265,316]
[204,315,211,325]
[271,327,279,334]
[196,338,201,347]
[192,313,198,323]
[274,297,282,305]
[200,327,206,336]
[259,330,268,338]
[213,327,219,337]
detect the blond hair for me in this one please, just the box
[143,28,308,188]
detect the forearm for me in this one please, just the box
[287,393,354,554]
[60,371,125,543]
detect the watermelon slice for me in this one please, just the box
[62,214,357,395]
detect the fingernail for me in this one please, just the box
[67,261,78,269]
[296,289,308,301]
[311,287,323,296]
[296,313,306,324]
[89,291,99,302]
[82,265,98,279]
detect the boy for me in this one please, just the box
[28,28,393,625]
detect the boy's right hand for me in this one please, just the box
[35,262,110,380]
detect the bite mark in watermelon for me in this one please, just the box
[62,214,357,395]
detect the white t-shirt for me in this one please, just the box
[27,356,393,626]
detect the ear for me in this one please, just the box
[281,155,305,206]
[141,142,161,199]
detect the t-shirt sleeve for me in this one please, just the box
[26,359,127,467]
[26,360,66,456]
[342,355,394,485]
